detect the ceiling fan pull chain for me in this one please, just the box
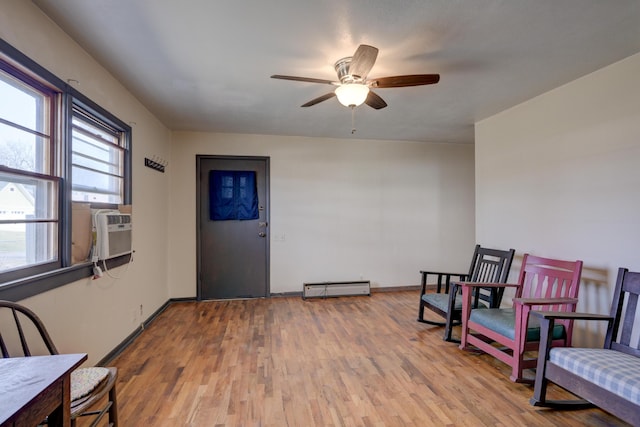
[351,106,356,134]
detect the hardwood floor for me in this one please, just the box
[102,292,628,426]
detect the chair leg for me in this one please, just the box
[442,319,461,343]
[443,321,453,342]
[109,386,119,427]
[510,352,534,383]
[530,374,594,409]
[417,272,427,322]
[510,370,524,382]
[531,368,550,406]
[459,331,467,350]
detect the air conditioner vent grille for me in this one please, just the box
[93,211,133,260]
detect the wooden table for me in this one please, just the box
[0,353,87,427]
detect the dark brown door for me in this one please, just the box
[197,156,269,299]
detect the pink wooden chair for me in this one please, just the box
[457,254,583,382]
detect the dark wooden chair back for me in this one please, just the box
[469,246,516,308]
[607,269,640,357]
[0,300,59,357]
[418,244,515,342]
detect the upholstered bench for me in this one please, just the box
[549,348,640,405]
[530,267,640,426]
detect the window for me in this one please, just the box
[71,107,126,204]
[209,170,259,220]
[0,62,60,279]
[0,40,131,299]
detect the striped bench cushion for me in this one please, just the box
[549,348,640,405]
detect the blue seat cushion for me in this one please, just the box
[422,293,488,313]
[469,308,565,341]
[550,348,640,405]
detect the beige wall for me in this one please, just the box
[11,0,631,363]
[476,53,640,346]
[2,0,476,364]
[1,1,172,364]
[169,133,476,297]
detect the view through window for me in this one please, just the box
[0,67,59,275]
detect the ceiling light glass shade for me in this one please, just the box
[335,84,370,107]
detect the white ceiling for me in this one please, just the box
[34,0,640,144]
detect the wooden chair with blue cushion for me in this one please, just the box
[457,254,583,382]
[417,244,515,342]
[0,300,118,427]
[530,267,640,426]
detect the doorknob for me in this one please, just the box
[258,232,267,237]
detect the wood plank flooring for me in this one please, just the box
[99,291,628,426]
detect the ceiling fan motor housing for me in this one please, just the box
[335,57,361,84]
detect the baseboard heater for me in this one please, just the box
[302,280,371,299]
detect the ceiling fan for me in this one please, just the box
[271,44,440,110]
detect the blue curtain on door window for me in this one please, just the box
[210,170,259,220]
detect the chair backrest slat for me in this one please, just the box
[0,300,59,358]
[0,331,8,358]
[468,246,515,307]
[619,291,637,347]
[619,271,639,349]
[606,269,640,355]
[12,308,31,356]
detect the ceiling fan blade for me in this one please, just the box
[301,92,336,107]
[348,45,379,80]
[370,74,440,88]
[365,91,387,110]
[271,75,336,85]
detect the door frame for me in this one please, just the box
[195,155,270,300]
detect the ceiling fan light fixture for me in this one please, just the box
[335,83,369,107]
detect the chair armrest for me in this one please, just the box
[531,309,614,402]
[420,270,468,277]
[454,281,518,288]
[420,271,469,295]
[513,297,578,306]
[531,311,613,322]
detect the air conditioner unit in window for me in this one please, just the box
[92,211,132,261]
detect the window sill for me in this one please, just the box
[0,254,132,301]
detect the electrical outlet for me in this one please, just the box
[272,232,286,242]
